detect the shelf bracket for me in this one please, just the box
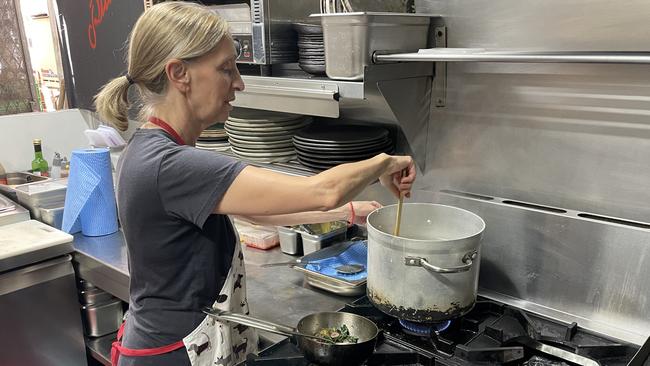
[433,26,447,107]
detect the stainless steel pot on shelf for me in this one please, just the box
[366,203,485,322]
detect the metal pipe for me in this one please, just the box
[373,49,650,64]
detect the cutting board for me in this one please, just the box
[0,220,73,260]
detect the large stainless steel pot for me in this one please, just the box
[366,203,485,322]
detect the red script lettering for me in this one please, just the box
[87,0,112,49]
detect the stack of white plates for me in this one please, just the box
[226,109,310,163]
[196,123,230,152]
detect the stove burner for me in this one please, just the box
[399,319,451,336]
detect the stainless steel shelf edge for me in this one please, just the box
[73,232,130,303]
[374,49,650,64]
[234,62,435,118]
[85,333,115,366]
[235,75,345,118]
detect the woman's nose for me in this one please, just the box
[233,67,245,92]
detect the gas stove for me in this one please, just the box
[241,296,650,366]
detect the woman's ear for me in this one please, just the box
[165,59,190,93]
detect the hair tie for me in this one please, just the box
[125,74,134,85]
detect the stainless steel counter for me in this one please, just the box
[73,230,353,344]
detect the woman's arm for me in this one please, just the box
[214,153,414,216]
[234,201,381,227]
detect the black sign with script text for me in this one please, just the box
[56,0,143,110]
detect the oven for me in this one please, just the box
[209,0,321,65]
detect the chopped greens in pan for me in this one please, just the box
[316,324,358,344]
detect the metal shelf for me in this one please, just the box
[85,333,115,366]
[374,49,650,64]
[233,62,434,118]
[233,75,364,118]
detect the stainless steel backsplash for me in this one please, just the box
[353,0,650,344]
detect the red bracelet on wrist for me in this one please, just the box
[348,202,355,227]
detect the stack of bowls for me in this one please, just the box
[293,121,394,171]
[294,23,325,75]
[226,108,310,163]
[196,123,230,152]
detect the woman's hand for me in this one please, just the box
[344,201,382,225]
[379,155,416,199]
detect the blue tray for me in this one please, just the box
[295,240,367,286]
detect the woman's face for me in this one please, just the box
[186,37,244,127]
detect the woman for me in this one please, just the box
[95,2,415,366]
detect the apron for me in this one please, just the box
[111,223,258,365]
[111,119,258,365]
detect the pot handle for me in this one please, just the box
[404,250,478,274]
[203,308,297,335]
[202,308,332,343]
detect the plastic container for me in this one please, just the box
[277,226,302,255]
[297,221,347,255]
[234,219,279,250]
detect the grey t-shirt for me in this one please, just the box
[116,129,246,366]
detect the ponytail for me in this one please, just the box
[94,2,229,131]
[94,75,132,131]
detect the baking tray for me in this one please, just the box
[293,240,367,296]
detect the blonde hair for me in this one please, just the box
[94,2,229,131]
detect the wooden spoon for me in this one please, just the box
[393,170,407,236]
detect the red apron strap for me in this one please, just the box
[111,321,185,366]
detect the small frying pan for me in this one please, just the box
[204,308,378,366]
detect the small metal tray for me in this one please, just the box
[293,240,367,296]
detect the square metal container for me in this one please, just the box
[0,196,30,226]
[277,226,302,255]
[311,12,432,80]
[0,172,49,201]
[81,299,123,337]
[78,287,115,306]
[14,181,67,220]
[297,221,347,255]
[39,205,64,229]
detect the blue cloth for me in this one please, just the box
[305,241,367,281]
[62,148,118,236]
